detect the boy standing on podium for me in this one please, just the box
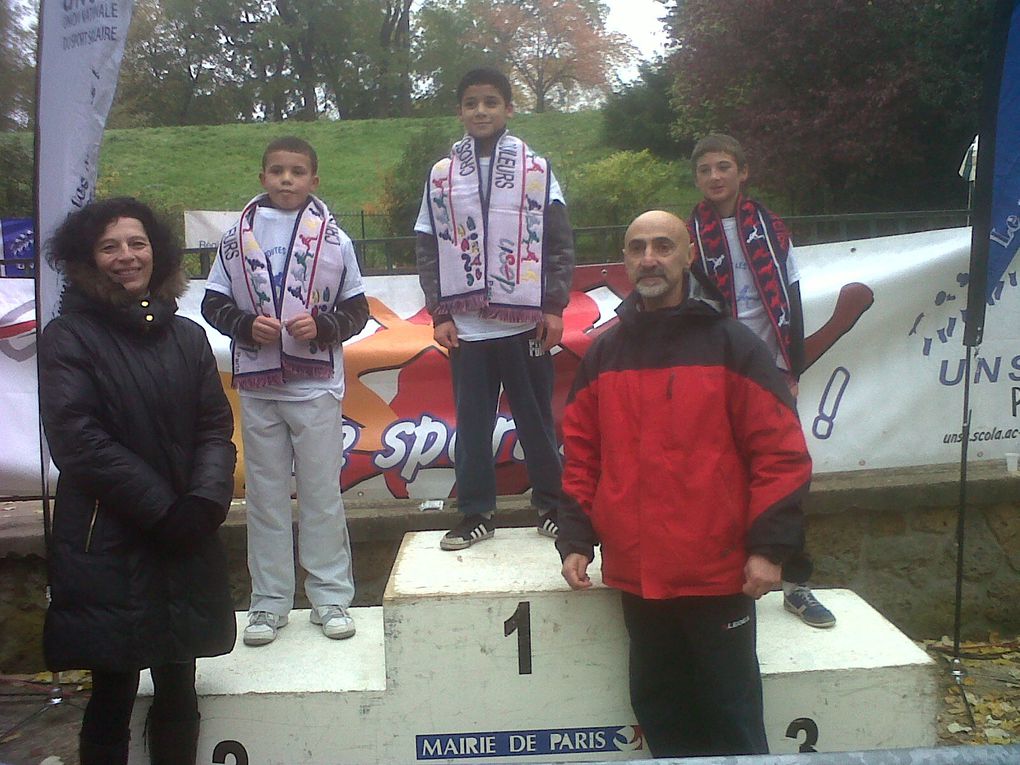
[414,68,575,550]
[203,136,369,647]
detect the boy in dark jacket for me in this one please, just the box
[688,133,834,629]
[414,68,574,550]
[558,210,811,758]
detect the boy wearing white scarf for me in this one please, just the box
[203,137,370,646]
[414,68,575,551]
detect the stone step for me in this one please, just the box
[126,528,937,763]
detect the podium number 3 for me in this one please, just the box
[785,717,819,753]
[504,601,533,674]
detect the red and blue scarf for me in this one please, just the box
[690,197,795,370]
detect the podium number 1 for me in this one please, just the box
[504,601,533,674]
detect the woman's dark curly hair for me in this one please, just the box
[48,197,182,295]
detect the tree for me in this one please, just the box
[376,0,414,116]
[568,150,678,226]
[666,0,994,213]
[0,133,32,215]
[376,120,459,236]
[0,0,34,130]
[482,0,634,112]
[414,0,636,120]
[411,0,503,114]
[112,0,262,127]
[111,0,414,124]
[602,60,690,159]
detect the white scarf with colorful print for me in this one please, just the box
[427,132,549,322]
[219,195,347,390]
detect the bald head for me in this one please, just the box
[622,210,694,310]
[624,210,690,246]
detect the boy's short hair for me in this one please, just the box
[456,67,513,106]
[691,134,747,172]
[262,136,318,173]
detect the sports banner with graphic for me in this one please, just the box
[1,227,1018,499]
[34,0,134,326]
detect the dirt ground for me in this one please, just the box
[0,638,1017,764]
[926,636,1020,747]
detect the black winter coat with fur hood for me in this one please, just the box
[39,266,237,672]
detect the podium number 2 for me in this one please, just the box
[504,600,533,674]
[213,740,248,764]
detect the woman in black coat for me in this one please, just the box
[39,198,237,765]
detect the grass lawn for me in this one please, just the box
[96,112,618,216]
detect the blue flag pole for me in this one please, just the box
[951,0,1020,729]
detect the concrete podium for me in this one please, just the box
[129,529,937,763]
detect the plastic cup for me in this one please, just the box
[1006,453,1020,473]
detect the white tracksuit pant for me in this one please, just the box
[240,394,354,615]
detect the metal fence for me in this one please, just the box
[0,209,971,279]
[342,208,970,275]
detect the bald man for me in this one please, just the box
[555,211,812,757]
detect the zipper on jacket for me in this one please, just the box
[84,501,99,553]
[666,371,675,400]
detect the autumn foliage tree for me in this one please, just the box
[482,0,633,111]
[666,0,994,213]
[413,0,632,113]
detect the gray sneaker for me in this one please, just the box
[311,605,356,640]
[243,611,288,646]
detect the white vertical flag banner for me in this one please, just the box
[35,0,134,326]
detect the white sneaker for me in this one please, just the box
[243,611,288,646]
[310,605,356,640]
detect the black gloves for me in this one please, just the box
[151,495,228,554]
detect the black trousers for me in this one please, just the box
[449,331,562,515]
[783,551,813,585]
[620,592,769,758]
[81,661,198,745]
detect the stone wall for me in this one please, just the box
[1,461,1017,673]
[804,462,1019,638]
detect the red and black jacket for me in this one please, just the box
[556,283,811,599]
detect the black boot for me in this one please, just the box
[146,712,200,765]
[79,732,129,765]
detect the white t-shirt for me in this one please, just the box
[415,158,565,341]
[206,206,365,401]
[721,217,800,371]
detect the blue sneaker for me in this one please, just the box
[784,586,836,628]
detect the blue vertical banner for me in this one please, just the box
[987,3,1020,298]
[965,0,1020,345]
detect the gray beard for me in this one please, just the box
[635,280,671,298]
